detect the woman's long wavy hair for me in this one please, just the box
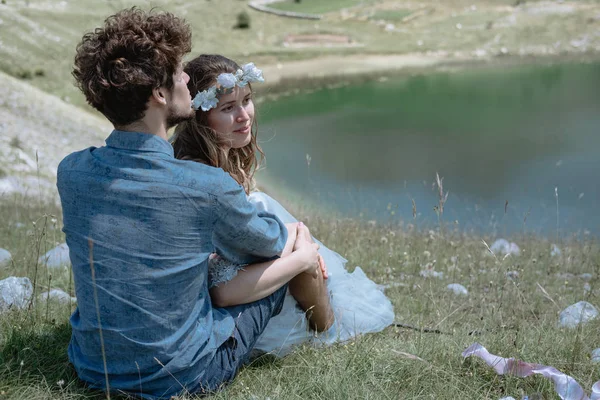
[172,54,264,194]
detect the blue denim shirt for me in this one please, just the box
[57,130,287,399]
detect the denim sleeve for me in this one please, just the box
[212,175,288,265]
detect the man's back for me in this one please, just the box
[58,130,286,398]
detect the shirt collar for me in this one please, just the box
[105,130,174,157]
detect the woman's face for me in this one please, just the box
[206,84,254,152]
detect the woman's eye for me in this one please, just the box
[223,106,233,112]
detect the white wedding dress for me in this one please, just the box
[209,192,395,357]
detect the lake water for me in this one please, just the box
[257,61,600,237]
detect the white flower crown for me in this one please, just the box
[191,63,265,112]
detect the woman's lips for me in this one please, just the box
[234,126,250,134]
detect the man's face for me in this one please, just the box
[166,67,195,128]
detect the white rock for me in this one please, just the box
[490,239,520,256]
[38,243,70,269]
[570,36,589,48]
[558,301,599,328]
[591,348,600,363]
[556,272,575,280]
[380,282,409,290]
[0,276,33,312]
[0,178,16,195]
[580,273,593,281]
[447,283,468,296]
[499,397,516,400]
[420,269,444,279]
[506,270,519,280]
[551,244,562,257]
[490,238,509,253]
[38,289,76,305]
[0,248,11,268]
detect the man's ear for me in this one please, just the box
[151,86,168,106]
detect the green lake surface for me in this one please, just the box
[257,61,600,236]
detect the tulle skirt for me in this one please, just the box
[248,192,395,356]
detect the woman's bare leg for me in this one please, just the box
[288,224,334,332]
[289,266,334,332]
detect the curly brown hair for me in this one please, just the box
[172,54,265,194]
[73,7,192,126]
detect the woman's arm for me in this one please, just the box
[210,225,319,308]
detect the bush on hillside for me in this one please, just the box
[235,11,251,29]
[16,69,32,80]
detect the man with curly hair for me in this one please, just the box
[57,8,302,399]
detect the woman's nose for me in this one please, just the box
[236,108,250,122]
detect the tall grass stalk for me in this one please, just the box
[434,172,449,238]
[89,239,111,400]
[555,186,560,244]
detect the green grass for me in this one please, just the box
[1,195,599,399]
[268,0,372,15]
[369,9,413,22]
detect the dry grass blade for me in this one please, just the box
[89,239,111,400]
[154,358,191,397]
[481,239,499,263]
[435,172,449,215]
[391,349,428,363]
[536,282,560,310]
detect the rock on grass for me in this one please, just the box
[0,248,11,268]
[558,301,599,328]
[0,276,33,312]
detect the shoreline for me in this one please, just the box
[258,51,600,93]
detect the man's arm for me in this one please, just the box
[212,175,288,265]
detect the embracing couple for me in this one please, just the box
[58,7,394,399]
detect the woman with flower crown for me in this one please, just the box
[172,54,395,356]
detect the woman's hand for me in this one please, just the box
[295,222,328,279]
[294,224,323,279]
[282,222,299,256]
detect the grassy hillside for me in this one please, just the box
[0,0,598,110]
[0,70,108,201]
